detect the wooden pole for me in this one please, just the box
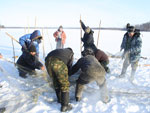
[80,15,82,52]
[11,38,16,65]
[42,28,45,58]
[6,32,19,44]
[35,16,37,29]
[97,20,101,48]
[27,17,30,33]
[46,29,53,50]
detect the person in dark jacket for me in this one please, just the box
[119,26,142,81]
[82,47,110,73]
[71,48,110,103]
[45,48,74,112]
[80,20,97,51]
[17,45,45,78]
[19,30,42,57]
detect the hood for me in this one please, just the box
[30,30,42,40]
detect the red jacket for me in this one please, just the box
[95,49,109,62]
[53,31,66,45]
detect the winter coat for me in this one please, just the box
[95,49,109,62]
[17,52,43,71]
[45,48,74,68]
[71,55,106,84]
[121,32,142,62]
[19,30,42,55]
[53,31,66,45]
[80,21,95,47]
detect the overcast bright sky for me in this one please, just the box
[0,0,150,27]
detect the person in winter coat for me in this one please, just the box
[80,20,97,51]
[0,53,3,59]
[45,48,74,112]
[119,26,142,81]
[71,48,110,103]
[19,30,42,57]
[94,49,110,73]
[17,45,45,78]
[53,26,66,49]
[82,47,110,73]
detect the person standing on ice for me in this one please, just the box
[45,48,74,112]
[0,53,3,59]
[17,45,45,78]
[53,25,66,49]
[80,20,97,51]
[119,26,142,81]
[70,48,110,103]
[19,30,42,57]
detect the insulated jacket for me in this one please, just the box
[17,52,43,70]
[71,55,105,84]
[121,32,142,62]
[95,49,109,62]
[19,30,42,55]
[53,31,66,45]
[45,48,74,68]
[80,21,94,47]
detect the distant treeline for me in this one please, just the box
[0,24,4,28]
[135,21,150,31]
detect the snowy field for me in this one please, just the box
[0,29,150,113]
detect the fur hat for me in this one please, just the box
[127,26,135,33]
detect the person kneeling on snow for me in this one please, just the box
[19,30,42,57]
[17,45,45,78]
[119,26,142,81]
[45,48,74,112]
[71,48,110,103]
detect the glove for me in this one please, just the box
[81,38,84,42]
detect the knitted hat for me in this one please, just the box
[29,45,36,52]
[82,48,94,56]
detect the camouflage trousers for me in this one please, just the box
[45,57,70,92]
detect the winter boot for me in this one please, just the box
[61,92,72,112]
[75,83,84,102]
[55,89,61,103]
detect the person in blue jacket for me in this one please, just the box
[17,45,45,78]
[19,30,42,57]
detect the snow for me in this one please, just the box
[0,29,150,113]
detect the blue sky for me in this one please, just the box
[0,0,150,27]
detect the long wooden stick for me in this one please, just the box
[6,32,19,44]
[80,15,82,52]
[46,29,53,50]
[11,38,16,65]
[27,17,30,33]
[97,20,101,48]
[42,28,45,58]
[35,16,37,29]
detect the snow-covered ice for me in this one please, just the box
[0,29,150,113]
